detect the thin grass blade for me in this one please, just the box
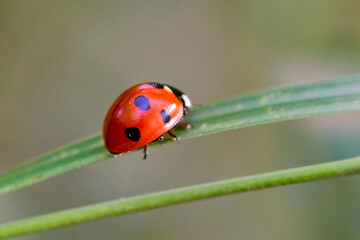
[1,155,360,238]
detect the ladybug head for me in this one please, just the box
[148,82,192,115]
[164,85,192,115]
[179,93,192,114]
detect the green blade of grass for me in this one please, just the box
[1,155,360,239]
[0,76,360,196]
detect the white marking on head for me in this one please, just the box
[182,94,192,109]
[164,85,173,93]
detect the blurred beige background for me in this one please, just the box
[1,1,360,239]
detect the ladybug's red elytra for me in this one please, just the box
[103,82,192,159]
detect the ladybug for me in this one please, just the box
[103,82,192,159]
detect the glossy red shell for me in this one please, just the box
[103,83,184,154]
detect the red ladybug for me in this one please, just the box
[103,82,192,159]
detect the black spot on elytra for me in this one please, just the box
[148,82,165,89]
[134,95,150,111]
[160,109,171,123]
[125,128,140,142]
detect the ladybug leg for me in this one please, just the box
[179,122,192,129]
[143,145,148,160]
[168,131,180,143]
[151,135,164,143]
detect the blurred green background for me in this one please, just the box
[1,1,360,239]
